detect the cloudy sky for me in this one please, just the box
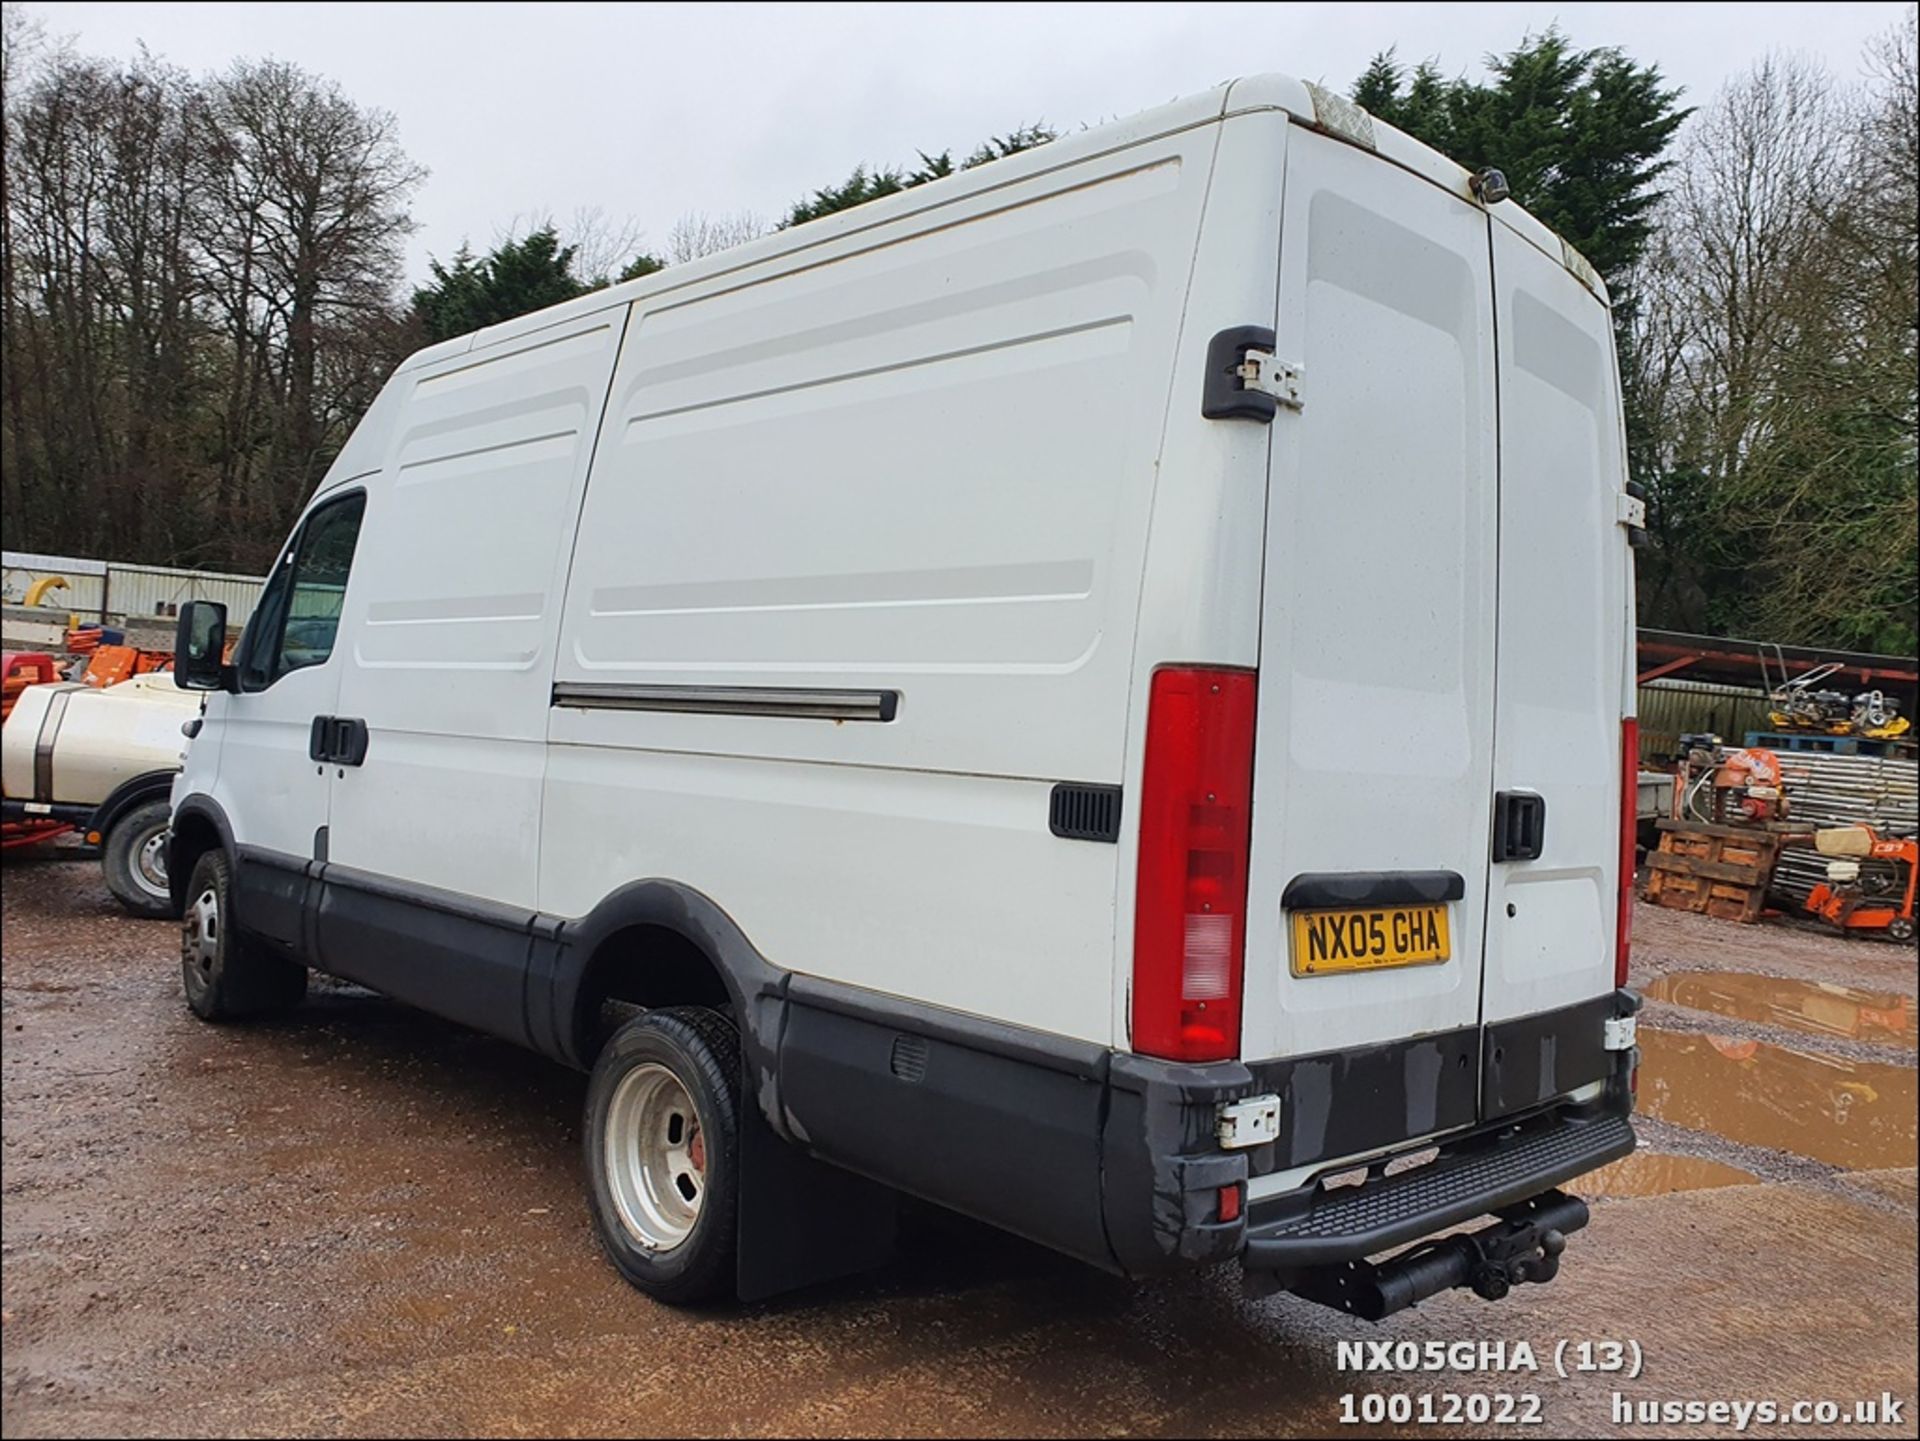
[25,1,1913,282]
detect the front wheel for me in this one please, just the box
[180,849,306,1021]
[584,1007,741,1304]
[102,799,176,918]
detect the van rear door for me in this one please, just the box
[1239,127,1500,1065]
[1478,222,1633,1029]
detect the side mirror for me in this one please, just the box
[174,601,230,691]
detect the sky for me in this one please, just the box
[22,1,1914,284]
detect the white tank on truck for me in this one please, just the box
[2,672,202,916]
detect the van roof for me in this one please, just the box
[404,72,1607,376]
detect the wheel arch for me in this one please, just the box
[167,794,234,913]
[88,768,178,845]
[551,880,789,1116]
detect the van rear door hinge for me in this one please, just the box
[1202,325,1303,422]
[1236,351,1304,410]
[1603,1015,1637,1051]
[1616,491,1647,530]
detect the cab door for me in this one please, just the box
[203,489,367,946]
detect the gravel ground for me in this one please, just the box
[2,853,1915,1438]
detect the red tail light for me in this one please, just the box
[1616,717,1638,988]
[1132,667,1257,1063]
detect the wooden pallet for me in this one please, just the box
[1645,819,1791,923]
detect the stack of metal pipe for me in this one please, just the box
[1742,749,1920,900]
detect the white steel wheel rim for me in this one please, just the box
[134,825,170,897]
[185,887,220,979]
[604,1062,706,1251]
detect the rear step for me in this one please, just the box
[1241,1108,1633,1307]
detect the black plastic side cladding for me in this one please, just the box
[778,976,1118,1272]
[313,863,536,1050]
[1201,325,1280,421]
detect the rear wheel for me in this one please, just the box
[102,799,175,918]
[180,849,306,1021]
[584,1007,741,1304]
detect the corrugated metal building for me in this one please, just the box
[100,562,266,628]
[1636,680,1775,763]
[1,551,108,616]
[2,550,264,629]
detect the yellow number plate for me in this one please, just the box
[1290,904,1451,977]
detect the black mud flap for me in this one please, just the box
[735,1073,899,1303]
[1279,1190,1591,1321]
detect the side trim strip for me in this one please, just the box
[552,681,899,722]
[32,685,82,801]
[1281,869,1466,910]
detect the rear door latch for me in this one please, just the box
[1218,1094,1282,1149]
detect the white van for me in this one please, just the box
[168,72,1643,1316]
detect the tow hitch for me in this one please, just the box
[1285,1190,1589,1321]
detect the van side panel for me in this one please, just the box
[1108,109,1291,1047]
[542,131,1221,1045]
[324,313,626,916]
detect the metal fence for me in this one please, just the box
[3,550,265,629]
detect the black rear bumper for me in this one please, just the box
[774,980,1639,1285]
[1242,1106,1635,1271]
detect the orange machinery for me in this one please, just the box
[1803,826,1918,945]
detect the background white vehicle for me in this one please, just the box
[165,71,1641,1316]
[2,672,201,915]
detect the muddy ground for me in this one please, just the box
[2,851,1914,1438]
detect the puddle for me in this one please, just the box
[1643,972,1917,1048]
[1580,1150,1758,1198]
[1637,1027,1918,1170]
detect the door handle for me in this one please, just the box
[1492,790,1546,862]
[308,715,369,767]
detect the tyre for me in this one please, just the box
[584,1007,741,1304]
[179,849,307,1022]
[102,799,177,919]
[1889,917,1914,945]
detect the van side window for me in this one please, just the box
[235,492,367,690]
[235,547,296,692]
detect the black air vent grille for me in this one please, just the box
[1050,783,1122,843]
[889,1035,929,1083]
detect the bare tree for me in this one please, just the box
[563,204,652,284]
[1630,14,1920,651]
[666,209,767,265]
[3,31,425,571]
[194,59,423,549]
